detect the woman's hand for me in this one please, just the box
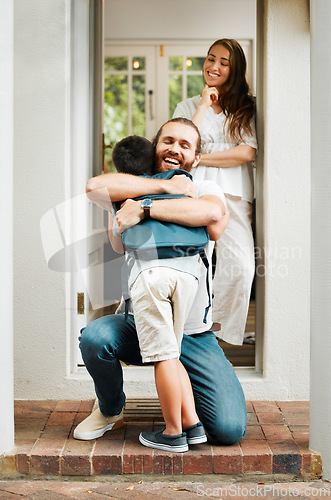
[192,85,219,129]
[200,84,219,108]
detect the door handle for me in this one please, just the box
[148,90,154,120]
[102,133,112,173]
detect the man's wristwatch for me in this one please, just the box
[140,198,153,219]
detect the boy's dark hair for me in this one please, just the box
[112,135,155,176]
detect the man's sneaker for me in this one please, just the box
[139,429,189,453]
[183,422,207,445]
[73,408,124,440]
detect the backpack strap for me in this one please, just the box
[199,249,211,324]
[121,254,134,321]
[124,298,130,322]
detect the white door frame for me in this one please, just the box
[68,0,105,371]
[309,0,331,480]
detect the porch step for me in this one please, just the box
[0,400,322,479]
[123,398,163,421]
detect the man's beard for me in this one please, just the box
[154,152,195,173]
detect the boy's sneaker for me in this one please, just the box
[183,422,207,444]
[73,408,124,440]
[139,429,189,453]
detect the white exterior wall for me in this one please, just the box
[13,0,310,401]
[240,0,311,400]
[14,0,66,396]
[13,0,86,399]
[0,0,14,454]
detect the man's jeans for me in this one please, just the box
[79,314,247,445]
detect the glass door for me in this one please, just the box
[103,45,156,172]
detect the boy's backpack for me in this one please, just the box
[117,169,211,324]
[122,170,209,259]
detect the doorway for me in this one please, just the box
[71,0,259,374]
[100,41,256,368]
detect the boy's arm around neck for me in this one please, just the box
[86,172,196,205]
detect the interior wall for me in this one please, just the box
[105,0,256,41]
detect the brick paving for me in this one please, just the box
[0,400,322,479]
[0,480,330,499]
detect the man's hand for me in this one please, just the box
[164,175,197,198]
[116,199,144,234]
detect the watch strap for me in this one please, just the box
[141,199,152,219]
[143,206,151,219]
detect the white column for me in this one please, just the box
[0,0,14,454]
[310,0,331,481]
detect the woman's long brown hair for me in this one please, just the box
[207,39,255,142]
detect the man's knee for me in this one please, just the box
[207,417,246,445]
[79,323,103,364]
[79,316,118,364]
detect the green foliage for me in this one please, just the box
[132,75,146,137]
[187,74,204,99]
[169,74,183,117]
[169,57,204,116]
[187,56,205,72]
[104,57,146,172]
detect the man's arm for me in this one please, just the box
[116,195,229,242]
[150,195,229,241]
[86,172,197,207]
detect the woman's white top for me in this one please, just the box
[173,95,258,203]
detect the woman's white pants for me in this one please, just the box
[212,195,255,345]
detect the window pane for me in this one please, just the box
[186,57,204,71]
[132,75,146,136]
[132,57,145,71]
[187,75,203,99]
[104,74,128,170]
[169,74,182,117]
[169,56,183,71]
[104,57,128,71]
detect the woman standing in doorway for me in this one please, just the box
[173,39,257,345]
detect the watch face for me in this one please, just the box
[141,198,153,208]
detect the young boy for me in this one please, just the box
[109,135,207,453]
